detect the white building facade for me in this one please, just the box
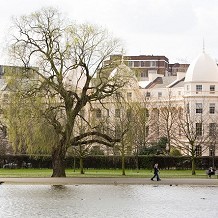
[142,52,218,157]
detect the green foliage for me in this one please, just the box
[139,137,168,155]
[4,73,58,155]
[0,155,216,170]
[157,136,168,149]
[89,146,105,155]
[170,148,182,156]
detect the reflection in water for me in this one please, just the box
[51,184,67,190]
[0,185,218,218]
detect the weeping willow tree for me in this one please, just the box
[4,70,59,155]
[5,7,127,177]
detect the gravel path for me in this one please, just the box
[1,177,218,186]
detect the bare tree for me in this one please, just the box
[128,101,152,171]
[156,89,179,154]
[6,7,126,177]
[173,99,217,175]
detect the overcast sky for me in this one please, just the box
[0,0,218,64]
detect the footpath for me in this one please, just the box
[1,177,218,186]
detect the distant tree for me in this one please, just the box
[173,99,217,175]
[129,101,154,171]
[170,147,182,156]
[107,103,130,176]
[139,137,167,155]
[89,146,105,155]
[155,89,179,154]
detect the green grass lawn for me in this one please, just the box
[0,168,209,178]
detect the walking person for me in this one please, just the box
[207,167,215,178]
[151,163,161,181]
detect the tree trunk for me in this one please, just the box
[135,152,139,173]
[51,148,66,177]
[73,154,76,172]
[191,157,196,175]
[80,157,84,174]
[121,146,125,176]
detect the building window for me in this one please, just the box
[115,109,120,118]
[196,103,202,113]
[209,145,215,156]
[145,108,149,117]
[196,123,202,136]
[106,109,110,117]
[128,61,133,68]
[209,123,216,136]
[115,126,121,138]
[186,85,189,91]
[195,145,202,156]
[134,61,139,67]
[186,103,190,114]
[158,92,162,98]
[210,85,215,93]
[196,103,203,113]
[150,61,156,67]
[145,126,149,137]
[96,109,101,118]
[178,91,181,95]
[127,92,132,101]
[209,103,215,114]
[3,93,9,103]
[141,71,147,77]
[126,109,132,121]
[196,85,202,93]
[146,92,151,98]
[141,61,145,67]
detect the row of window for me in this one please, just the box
[96,103,216,119]
[194,145,215,157]
[128,61,158,68]
[144,123,216,138]
[187,84,216,93]
[145,91,182,99]
[95,108,133,119]
[194,123,216,136]
[196,84,215,92]
[187,103,216,114]
[146,85,216,99]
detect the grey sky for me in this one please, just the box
[0,0,218,64]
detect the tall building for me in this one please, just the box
[168,63,189,76]
[106,54,169,80]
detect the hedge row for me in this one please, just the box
[0,155,217,170]
[74,155,217,170]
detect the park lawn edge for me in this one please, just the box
[0,168,209,178]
